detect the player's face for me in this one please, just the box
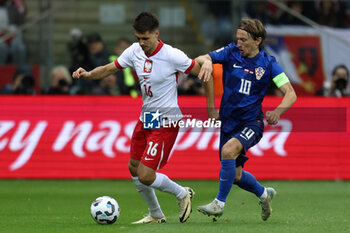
[135,30,159,55]
[236,29,261,58]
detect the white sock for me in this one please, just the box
[132,176,164,218]
[259,188,268,200]
[150,172,187,199]
[214,198,225,208]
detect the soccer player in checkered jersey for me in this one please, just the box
[196,18,297,221]
[73,12,207,224]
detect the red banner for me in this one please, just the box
[0,96,349,180]
[265,35,325,95]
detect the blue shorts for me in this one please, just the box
[219,120,264,167]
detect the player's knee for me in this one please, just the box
[221,144,240,159]
[138,173,154,186]
[128,160,139,177]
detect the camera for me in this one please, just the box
[334,77,347,90]
[14,75,35,94]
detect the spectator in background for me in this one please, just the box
[245,1,271,24]
[69,32,110,94]
[0,0,27,65]
[200,0,232,46]
[109,37,140,97]
[1,63,35,94]
[86,32,110,69]
[43,65,72,95]
[178,73,205,95]
[314,0,346,28]
[316,64,350,97]
[280,1,307,25]
[67,27,89,74]
[91,73,120,95]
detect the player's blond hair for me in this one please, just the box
[238,18,266,50]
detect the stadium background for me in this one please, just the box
[1,0,350,180]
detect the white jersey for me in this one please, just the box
[115,40,195,123]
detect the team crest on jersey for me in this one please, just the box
[144,60,153,73]
[255,67,265,80]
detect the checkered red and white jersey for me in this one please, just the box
[114,40,195,122]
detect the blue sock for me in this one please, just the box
[235,170,264,197]
[216,159,236,202]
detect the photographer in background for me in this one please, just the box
[178,73,205,95]
[67,31,110,94]
[1,63,36,94]
[317,64,350,97]
[43,65,72,95]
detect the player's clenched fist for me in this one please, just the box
[72,67,89,79]
[266,111,280,125]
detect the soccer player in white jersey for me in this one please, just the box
[72,12,208,224]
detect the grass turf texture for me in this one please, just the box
[1,180,349,233]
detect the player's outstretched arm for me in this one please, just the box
[72,62,119,80]
[266,82,297,125]
[195,54,213,82]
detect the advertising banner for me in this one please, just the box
[0,96,349,180]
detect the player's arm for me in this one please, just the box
[72,62,119,80]
[266,81,297,125]
[195,54,213,82]
[195,55,218,119]
[189,60,201,76]
[203,76,219,120]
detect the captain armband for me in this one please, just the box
[272,72,290,88]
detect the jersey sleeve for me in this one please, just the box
[270,61,290,88]
[114,43,135,69]
[170,48,195,74]
[208,43,232,64]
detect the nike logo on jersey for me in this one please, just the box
[144,157,154,161]
[233,64,242,68]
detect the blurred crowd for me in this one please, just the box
[200,0,350,48]
[0,29,206,96]
[1,0,350,97]
[243,0,350,28]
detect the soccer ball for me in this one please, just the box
[90,196,120,224]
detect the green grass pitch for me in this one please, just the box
[1,180,349,233]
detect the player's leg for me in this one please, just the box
[197,137,242,217]
[235,167,277,221]
[137,125,194,223]
[138,164,194,223]
[129,121,165,224]
[234,167,264,198]
[233,122,277,221]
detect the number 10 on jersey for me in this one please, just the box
[239,79,251,95]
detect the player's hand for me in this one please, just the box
[198,60,213,82]
[208,108,220,122]
[72,67,89,79]
[266,111,280,125]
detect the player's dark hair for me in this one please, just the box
[133,12,159,33]
[238,18,266,50]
